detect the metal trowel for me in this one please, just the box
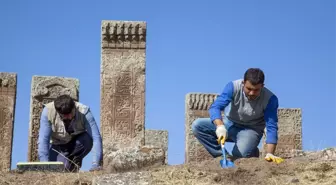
[219,136,235,168]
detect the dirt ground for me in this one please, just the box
[1,149,336,185]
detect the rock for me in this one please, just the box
[321,148,336,160]
[301,148,336,161]
[291,178,300,183]
[103,143,166,173]
[93,171,150,185]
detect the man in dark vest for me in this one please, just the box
[192,68,284,164]
[37,94,103,172]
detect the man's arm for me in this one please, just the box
[208,81,234,126]
[37,107,52,161]
[84,109,103,168]
[264,95,279,154]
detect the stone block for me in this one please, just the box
[100,20,147,150]
[16,162,65,172]
[262,108,302,158]
[0,72,17,172]
[27,75,79,162]
[185,93,218,163]
[145,130,168,164]
[103,144,165,173]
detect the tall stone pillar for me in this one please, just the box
[100,20,146,149]
[28,76,79,162]
[0,73,17,172]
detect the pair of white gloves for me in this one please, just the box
[216,125,284,164]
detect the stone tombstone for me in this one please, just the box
[262,108,302,158]
[0,73,17,172]
[28,76,79,162]
[100,20,146,149]
[145,130,169,164]
[185,93,218,163]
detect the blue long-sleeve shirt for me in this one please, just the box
[37,107,103,167]
[209,79,279,144]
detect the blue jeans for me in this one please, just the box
[192,118,263,160]
[49,132,93,172]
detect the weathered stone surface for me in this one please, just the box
[16,162,65,172]
[262,108,302,158]
[28,76,79,162]
[103,143,165,173]
[93,171,150,185]
[145,130,169,164]
[100,20,146,151]
[0,72,16,172]
[185,93,218,163]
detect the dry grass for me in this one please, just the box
[1,149,336,185]
[0,170,104,185]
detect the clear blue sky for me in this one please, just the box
[0,0,335,171]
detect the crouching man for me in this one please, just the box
[192,68,284,164]
[37,94,103,172]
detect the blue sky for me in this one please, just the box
[0,0,335,171]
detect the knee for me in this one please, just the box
[76,133,93,149]
[191,118,210,135]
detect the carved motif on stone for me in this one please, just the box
[28,76,79,162]
[102,20,146,49]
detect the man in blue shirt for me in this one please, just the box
[37,94,103,172]
[192,68,284,164]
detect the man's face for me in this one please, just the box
[242,80,264,100]
[59,108,75,124]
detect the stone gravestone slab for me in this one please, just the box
[262,108,302,158]
[100,20,146,149]
[145,130,169,164]
[28,76,79,162]
[101,20,168,172]
[185,93,218,163]
[0,73,17,172]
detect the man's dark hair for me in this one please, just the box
[244,68,265,85]
[54,94,75,114]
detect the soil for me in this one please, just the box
[1,149,336,185]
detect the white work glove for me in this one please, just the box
[265,153,284,164]
[216,125,227,144]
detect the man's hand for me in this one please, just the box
[265,153,284,164]
[216,125,227,144]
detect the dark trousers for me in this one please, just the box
[49,132,93,172]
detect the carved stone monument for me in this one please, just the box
[100,20,169,171]
[100,20,146,149]
[185,93,218,163]
[28,76,79,162]
[0,72,17,172]
[262,108,302,158]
